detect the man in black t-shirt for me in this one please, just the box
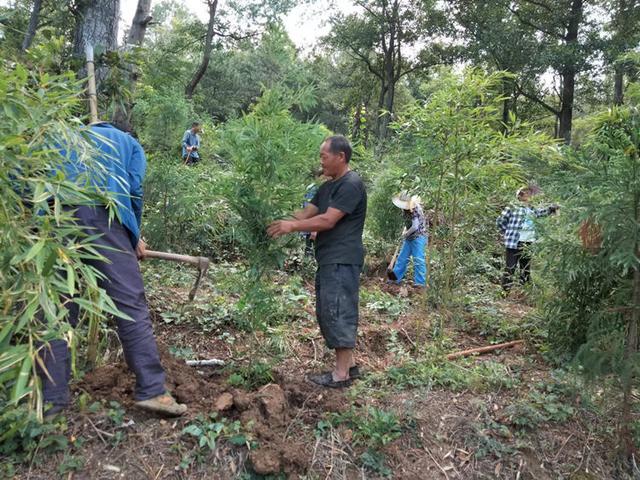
[268,135,367,388]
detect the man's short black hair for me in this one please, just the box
[191,121,200,127]
[324,135,352,163]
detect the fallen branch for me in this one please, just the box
[185,359,225,367]
[446,340,524,360]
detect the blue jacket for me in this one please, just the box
[181,129,200,158]
[61,123,146,248]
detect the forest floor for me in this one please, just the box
[13,260,628,479]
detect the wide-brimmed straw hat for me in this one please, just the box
[392,191,421,210]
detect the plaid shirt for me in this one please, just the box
[405,204,428,240]
[496,204,554,249]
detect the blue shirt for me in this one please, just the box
[60,123,146,248]
[181,129,200,158]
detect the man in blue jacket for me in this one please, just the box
[40,122,187,417]
[181,122,201,165]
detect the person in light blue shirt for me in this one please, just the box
[181,122,201,165]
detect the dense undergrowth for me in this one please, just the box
[1,34,640,478]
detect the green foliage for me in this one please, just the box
[0,61,125,424]
[389,69,558,299]
[366,165,406,243]
[142,154,236,256]
[539,100,640,378]
[368,355,518,392]
[218,87,328,281]
[325,405,404,477]
[361,287,409,322]
[180,413,248,467]
[132,88,194,153]
[503,382,576,429]
[57,453,85,475]
[226,360,274,389]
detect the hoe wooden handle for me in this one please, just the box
[145,250,209,270]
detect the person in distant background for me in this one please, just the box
[301,169,323,257]
[181,122,202,165]
[496,186,559,292]
[390,192,428,288]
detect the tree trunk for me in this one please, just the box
[72,0,120,89]
[614,64,625,106]
[21,0,43,51]
[127,0,153,46]
[185,0,218,99]
[351,103,363,141]
[558,69,575,144]
[558,0,583,145]
[112,0,153,131]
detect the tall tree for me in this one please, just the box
[327,0,450,140]
[127,0,153,46]
[185,0,218,99]
[508,0,597,144]
[72,0,120,88]
[605,0,640,105]
[112,0,154,131]
[451,0,542,127]
[21,0,42,51]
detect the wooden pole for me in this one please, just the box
[446,340,524,360]
[85,43,99,123]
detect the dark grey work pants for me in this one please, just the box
[502,242,532,291]
[39,206,166,407]
[315,264,361,349]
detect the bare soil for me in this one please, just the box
[13,277,625,479]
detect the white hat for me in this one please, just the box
[392,191,421,210]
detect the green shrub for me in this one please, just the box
[0,62,125,424]
[132,87,194,153]
[142,153,237,257]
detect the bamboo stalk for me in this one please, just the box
[85,43,99,123]
[446,340,524,360]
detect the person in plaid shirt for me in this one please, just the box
[497,186,558,292]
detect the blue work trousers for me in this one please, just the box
[392,235,427,287]
[38,206,166,408]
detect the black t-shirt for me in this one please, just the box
[311,170,367,265]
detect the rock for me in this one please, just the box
[214,392,234,411]
[257,383,286,421]
[249,448,281,475]
[232,389,252,411]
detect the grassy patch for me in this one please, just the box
[364,356,519,393]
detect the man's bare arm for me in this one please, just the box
[267,207,345,238]
[292,203,319,221]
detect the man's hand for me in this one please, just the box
[136,239,148,260]
[267,220,295,238]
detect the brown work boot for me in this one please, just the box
[135,393,187,417]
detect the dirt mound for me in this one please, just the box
[79,344,224,411]
[232,379,350,476]
[79,346,351,477]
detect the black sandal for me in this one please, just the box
[308,372,353,388]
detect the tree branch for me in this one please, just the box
[515,82,560,115]
[509,5,564,39]
[346,45,384,80]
